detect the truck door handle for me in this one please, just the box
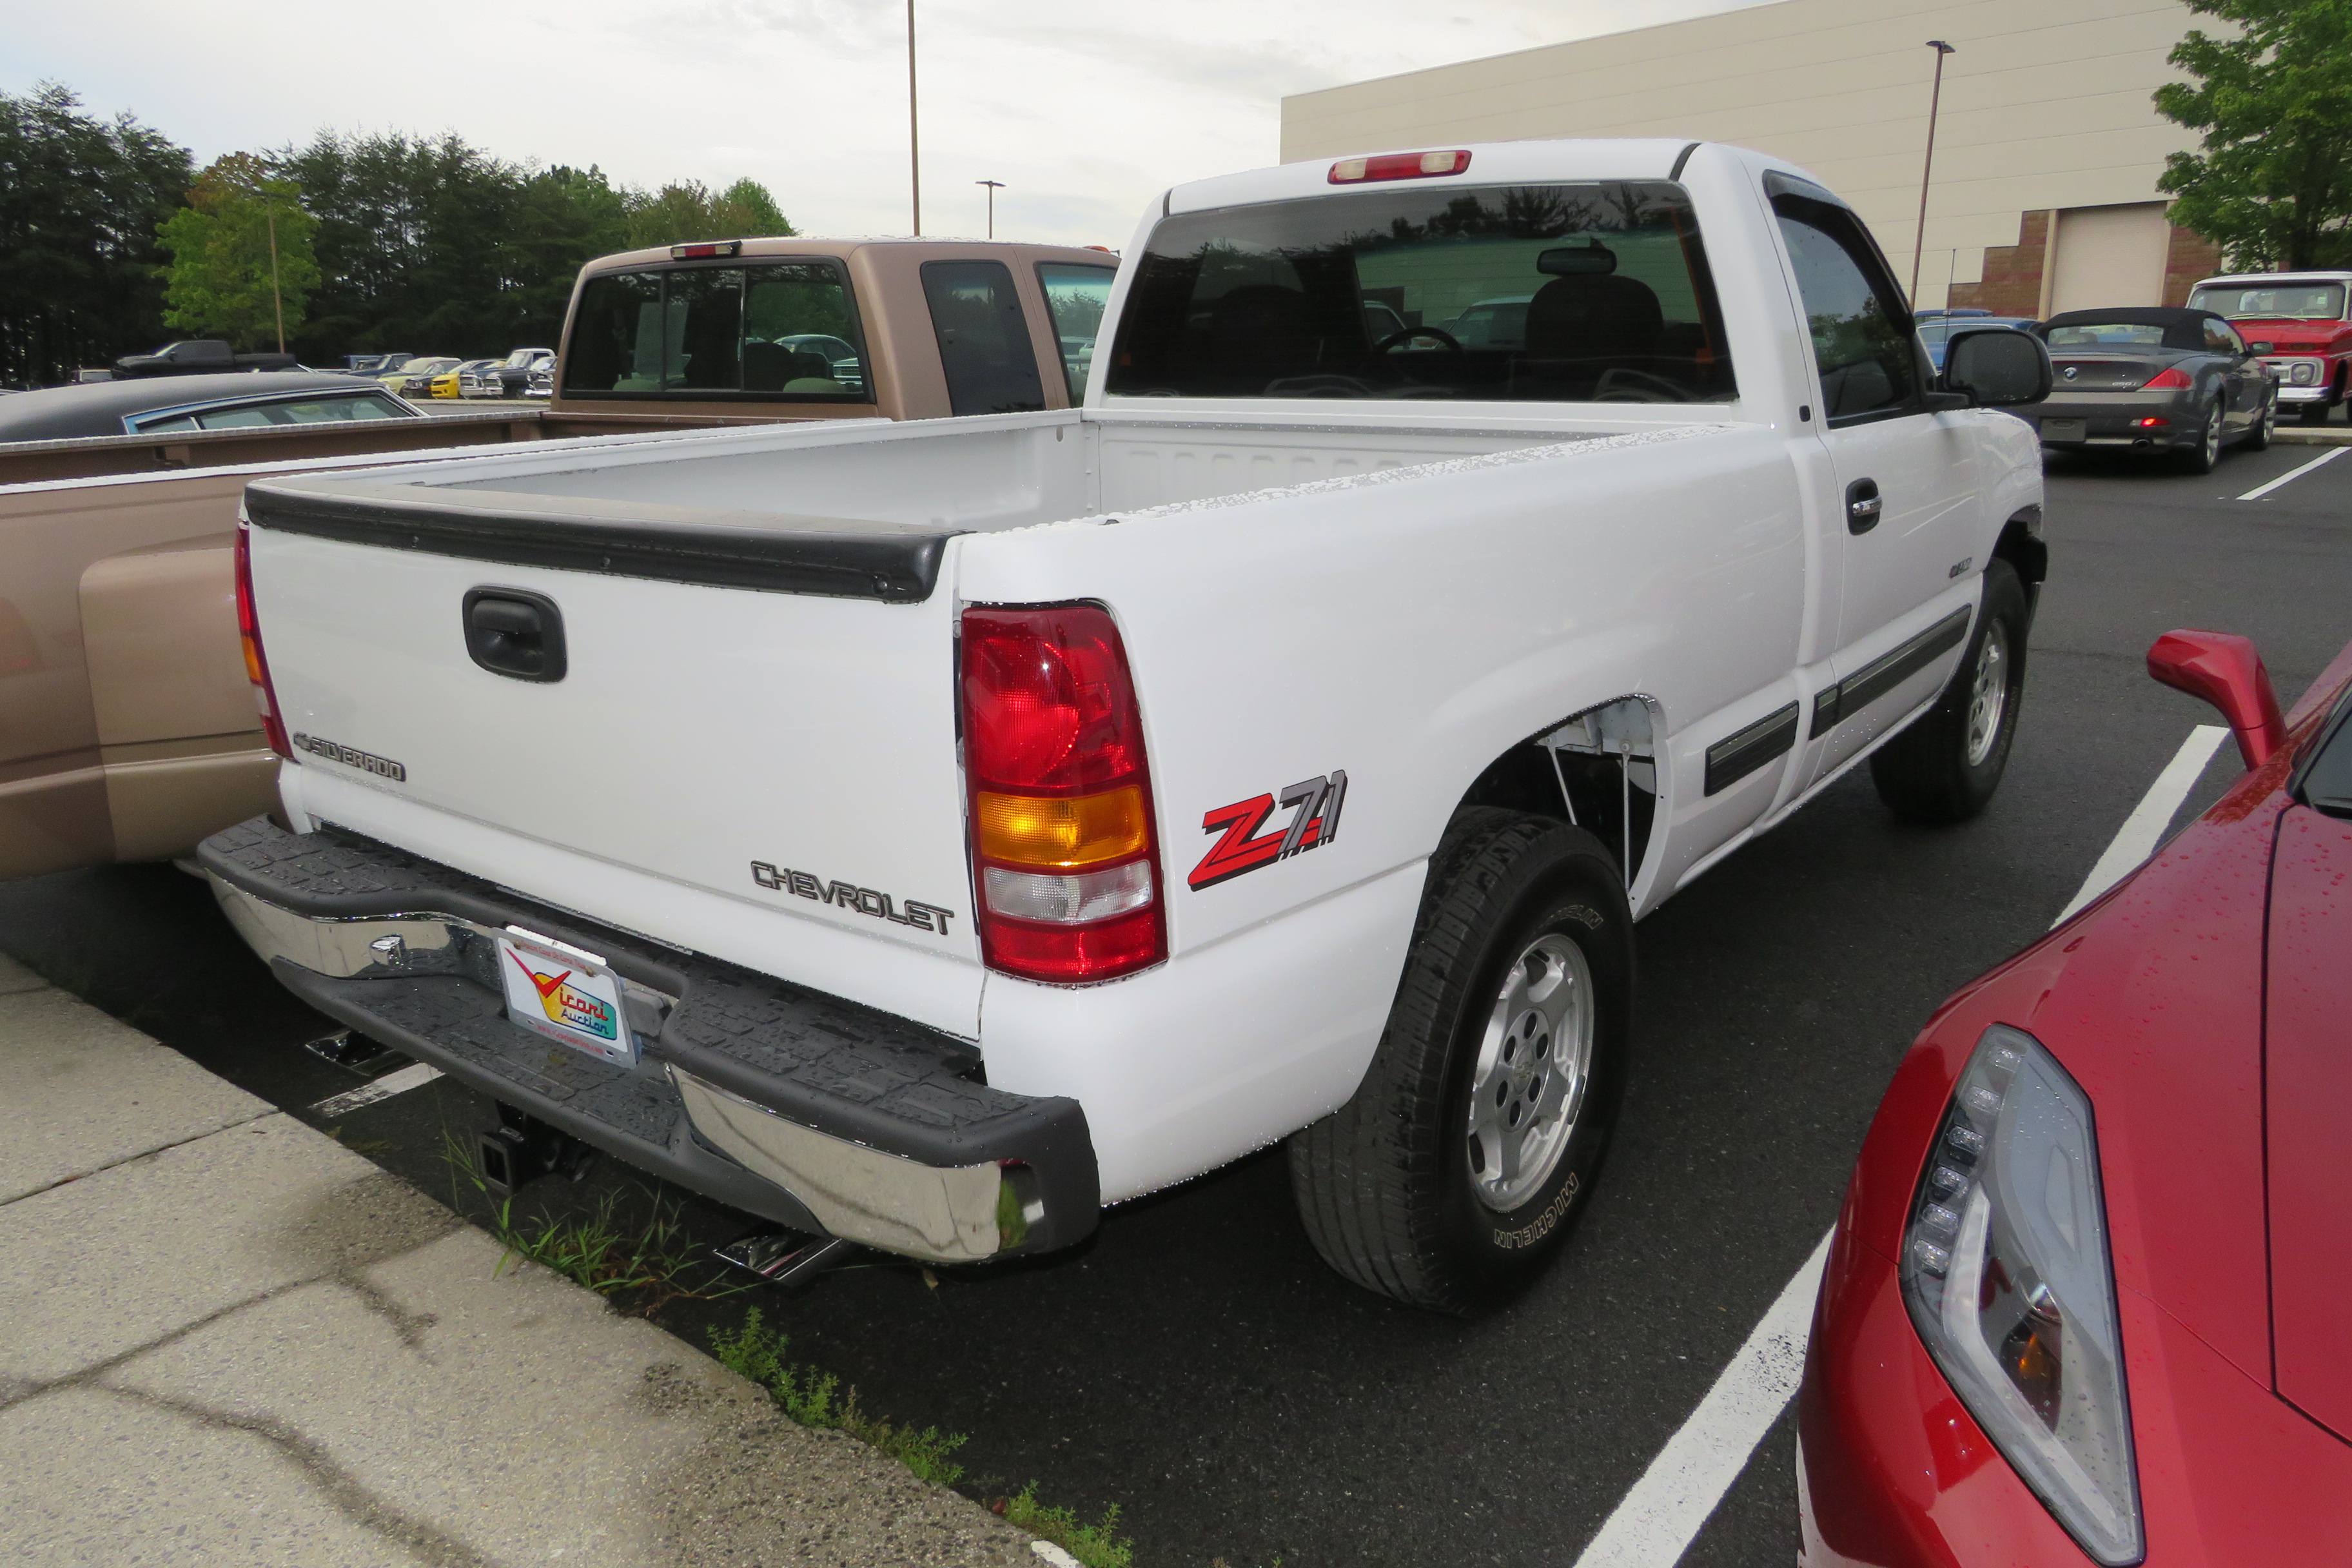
[1846,478,1883,534]
[463,588,567,682]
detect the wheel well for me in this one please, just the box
[1993,507,2046,590]
[1456,698,1658,888]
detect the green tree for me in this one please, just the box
[0,82,191,386]
[157,153,322,350]
[275,132,749,361]
[2155,0,2352,270]
[622,177,794,249]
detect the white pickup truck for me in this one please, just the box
[201,139,2051,1311]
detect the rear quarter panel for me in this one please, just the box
[961,424,1806,954]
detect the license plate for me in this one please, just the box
[2041,418,2086,442]
[495,927,634,1065]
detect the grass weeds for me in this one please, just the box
[998,1483,1135,1568]
[444,1133,748,1315]
[443,1134,1130,1563]
[709,1309,968,1486]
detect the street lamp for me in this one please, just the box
[977,180,1004,239]
[1910,39,1957,306]
[906,0,921,235]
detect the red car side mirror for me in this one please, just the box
[2147,629,2288,769]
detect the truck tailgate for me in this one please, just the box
[242,476,980,1032]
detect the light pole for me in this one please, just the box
[266,202,286,353]
[1910,39,1957,306]
[906,0,921,235]
[977,180,1004,239]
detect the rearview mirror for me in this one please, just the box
[2146,629,2287,769]
[1537,243,1617,276]
[1941,328,2052,407]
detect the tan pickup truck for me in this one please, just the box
[0,239,1117,882]
[550,237,1116,417]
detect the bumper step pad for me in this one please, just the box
[202,817,1097,1252]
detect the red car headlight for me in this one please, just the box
[1900,1025,2142,1565]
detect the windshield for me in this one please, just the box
[1103,181,1734,404]
[2300,683,2352,818]
[132,392,411,433]
[2188,282,2346,320]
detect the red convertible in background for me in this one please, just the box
[1798,626,2352,1565]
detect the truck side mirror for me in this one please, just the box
[2147,629,2287,769]
[1941,328,2052,407]
[2249,340,2275,354]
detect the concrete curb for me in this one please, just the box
[2273,426,2352,444]
[0,953,1044,1567]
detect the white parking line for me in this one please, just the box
[2051,725,2230,925]
[2236,444,2345,500]
[311,1061,444,1117]
[1571,1230,1832,1568]
[1569,725,2233,1566]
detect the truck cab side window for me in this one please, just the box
[1036,263,1116,402]
[922,260,1045,415]
[1774,195,1919,423]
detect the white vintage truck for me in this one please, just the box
[200,139,2051,1311]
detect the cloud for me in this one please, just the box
[2,0,1771,250]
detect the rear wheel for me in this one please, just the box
[2244,392,2276,451]
[1288,809,1632,1313]
[1870,559,2028,824]
[2177,398,2224,474]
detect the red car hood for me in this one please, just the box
[2019,758,2285,1386]
[2242,318,2352,350]
[1999,642,2352,1425]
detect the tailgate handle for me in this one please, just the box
[463,589,566,682]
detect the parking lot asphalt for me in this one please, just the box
[5,431,2349,1567]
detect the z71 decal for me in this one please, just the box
[1188,771,1348,890]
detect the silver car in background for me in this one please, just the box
[455,359,505,398]
[2028,306,2276,474]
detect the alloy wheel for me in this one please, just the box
[1464,932,1595,1211]
[1965,618,2011,768]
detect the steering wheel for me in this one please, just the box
[1372,326,1468,380]
[1264,373,1374,398]
[1591,367,1692,404]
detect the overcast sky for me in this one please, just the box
[5,0,1774,247]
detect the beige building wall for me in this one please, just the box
[1280,0,2218,310]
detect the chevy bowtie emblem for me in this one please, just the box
[2062,366,2078,380]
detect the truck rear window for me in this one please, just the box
[1104,181,1734,404]
[562,261,870,402]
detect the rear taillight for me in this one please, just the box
[233,524,293,760]
[1329,149,1471,184]
[961,604,1164,984]
[2142,365,2194,389]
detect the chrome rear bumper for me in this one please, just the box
[201,817,1095,1264]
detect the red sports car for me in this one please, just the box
[1798,627,2352,1565]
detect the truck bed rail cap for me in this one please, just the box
[243,473,961,602]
